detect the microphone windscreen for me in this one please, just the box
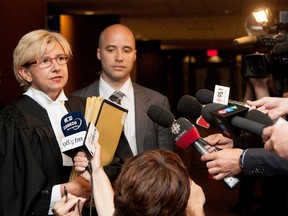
[231,116,265,137]
[61,112,87,136]
[147,105,175,127]
[245,109,274,126]
[201,103,225,124]
[196,89,214,104]
[170,118,200,150]
[177,95,202,118]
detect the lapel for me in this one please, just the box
[65,95,86,113]
[133,83,149,153]
[92,80,100,96]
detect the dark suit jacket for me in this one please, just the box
[73,80,173,153]
[235,133,288,176]
[239,135,288,215]
[243,148,288,176]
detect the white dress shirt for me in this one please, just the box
[99,76,137,155]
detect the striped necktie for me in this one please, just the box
[109,91,125,105]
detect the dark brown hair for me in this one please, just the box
[113,149,190,216]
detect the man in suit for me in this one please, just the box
[73,24,173,156]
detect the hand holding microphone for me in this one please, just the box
[201,148,244,181]
[170,116,240,188]
[200,133,245,181]
[74,141,102,182]
[147,105,240,189]
[203,133,234,151]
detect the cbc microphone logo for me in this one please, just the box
[170,122,181,135]
[170,122,187,142]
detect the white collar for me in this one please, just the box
[99,76,133,100]
[24,87,68,108]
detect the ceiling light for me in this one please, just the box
[207,56,222,63]
[252,7,272,24]
[84,11,94,15]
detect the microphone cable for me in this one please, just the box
[86,161,94,216]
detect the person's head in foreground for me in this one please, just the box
[70,144,205,216]
[113,149,204,216]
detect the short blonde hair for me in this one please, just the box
[13,29,72,90]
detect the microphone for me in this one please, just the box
[171,117,240,188]
[196,88,249,107]
[61,112,98,158]
[202,103,272,138]
[147,105,240,189]
[201,103,226,126]
[195,89,214,105]
[147,104,175,127]
[171,117,209,155]
[177,95,202,119]
[177,94,210,128]
[147,105,207,153]
[245,109,274,126]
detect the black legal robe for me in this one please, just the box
[0,95,132,216]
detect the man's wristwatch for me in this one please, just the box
[239,149,247,169]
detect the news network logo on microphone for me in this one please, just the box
[170,118,193,142]
[170,121,181,134]
[62,112,87,136]
[170,121,184,142]
[211,104,248,138]
[63,115,82,130]
[216,105,240,115]
[61,112,96,158]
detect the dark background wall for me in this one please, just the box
[0,0,47,108]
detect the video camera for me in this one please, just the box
[234,21,288,92]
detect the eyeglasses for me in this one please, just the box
[24,54,69,68]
